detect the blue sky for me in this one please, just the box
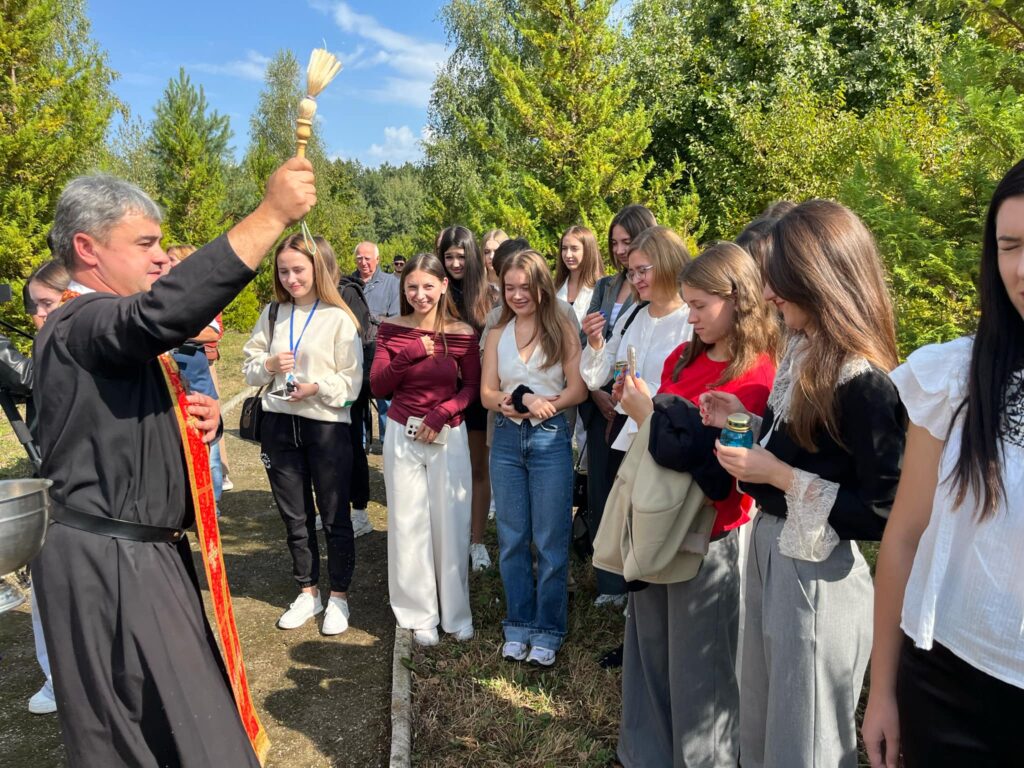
[87,0,449,166]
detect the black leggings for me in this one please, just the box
[897,635,1024,767]
[261,412,354,593]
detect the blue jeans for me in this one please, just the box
[209,441,223,511]
[376,398,390,441]
[490,413,573,651]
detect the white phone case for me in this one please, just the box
[404,416,450,445]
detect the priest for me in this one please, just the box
[31,157,316,766]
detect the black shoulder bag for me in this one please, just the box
[238,303,279,444]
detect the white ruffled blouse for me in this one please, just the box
[890,336,1024,688]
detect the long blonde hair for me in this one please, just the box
[673,241,778,384]
[497,250,575,370]
[272,234,360,331]
[626,226,691,302]
[766,200,898,451]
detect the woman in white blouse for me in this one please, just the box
[481,250,587,667]
[580,225,693,455]
[863,162,1024,767]
[554,225,603,327]
[242,235,363,636]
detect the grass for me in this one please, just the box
[410,547,625,768]
[412,531,882,768]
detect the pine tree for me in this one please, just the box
[150,68,232,245]
[0,0,116,302]
[427,0,699,252]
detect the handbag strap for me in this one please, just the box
[254,302,280,398]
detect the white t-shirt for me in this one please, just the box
[890,336,1024,688]
[579,302,692,451]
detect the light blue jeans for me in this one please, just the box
[210,441,223,513]
[490,413,573,651]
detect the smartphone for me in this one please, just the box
[627,345,638,378]
[405,416,450,446]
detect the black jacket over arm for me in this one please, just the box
[743,366,906,542]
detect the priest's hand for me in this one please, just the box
[227,157,317,272]
[186,393,221,444]
[262,157,317,228]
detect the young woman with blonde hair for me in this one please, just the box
[482,250,588,666]
[480,228,509,304]
[243,234,363,636]
[707,200,906,767]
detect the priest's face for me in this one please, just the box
[75,213,168,296]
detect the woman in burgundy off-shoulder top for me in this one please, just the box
[370,253,480,646]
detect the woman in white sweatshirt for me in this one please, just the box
[243,234,363,636]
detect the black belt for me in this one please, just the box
[51,504,186,543]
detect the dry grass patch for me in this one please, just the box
[410,556,624,768]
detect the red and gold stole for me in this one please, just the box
[61,289,270,764]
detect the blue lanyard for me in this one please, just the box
[289,299,319,362]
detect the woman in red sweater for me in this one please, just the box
[615,241,778,767]
[370,253,481,647]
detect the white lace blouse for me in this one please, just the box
[890,336,1024,688]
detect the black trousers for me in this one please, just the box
[897,635,1024,767]
[261,412,354,593]
[348,384,371,509]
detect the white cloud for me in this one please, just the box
[192,50,270,82]
[367,125,426,165]
[311,1,446,108]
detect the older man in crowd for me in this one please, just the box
[352,241,399,447]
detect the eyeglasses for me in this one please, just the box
[626,265,655,283]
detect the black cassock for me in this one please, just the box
[32,237,262,768]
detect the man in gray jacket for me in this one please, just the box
[352,241,398,446]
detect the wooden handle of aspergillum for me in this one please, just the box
[295,96,317,158]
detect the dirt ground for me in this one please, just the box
[0,419,395,768]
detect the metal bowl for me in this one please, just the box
[0,478,52,576]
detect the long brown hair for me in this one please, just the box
[555,225,603,291]
[626,226,691,302]
[607,204,657,272]
[398,252,461,355]
[673,241,779,383]
[766,199,899,451]
[272,234,360,331]
[497,250,576,370]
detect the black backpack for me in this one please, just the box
[338,275,378,388]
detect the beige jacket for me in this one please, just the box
[593,412,716,584]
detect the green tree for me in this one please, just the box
[101,114,159,193]
[150,68,232,245]
[426,0,700,253]
[0,0,117,322]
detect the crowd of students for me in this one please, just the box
[228,158,1024,767]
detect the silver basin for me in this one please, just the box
[0,478,52,575]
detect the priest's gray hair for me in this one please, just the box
[49,175,163,269]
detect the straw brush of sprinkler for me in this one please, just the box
[295,48,342,158]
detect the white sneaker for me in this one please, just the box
[470,542,492,571]
[413,628,439,647]
[502,641,529,661]
[452,624,474,642]
[221,476,234,492]
[351,508,373,538]
[593,593,627,609]
[315,514,323,532]
[28,683,56,715]
[526,646,557,667]
[277,591,322,629]
[321,596,350,635]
